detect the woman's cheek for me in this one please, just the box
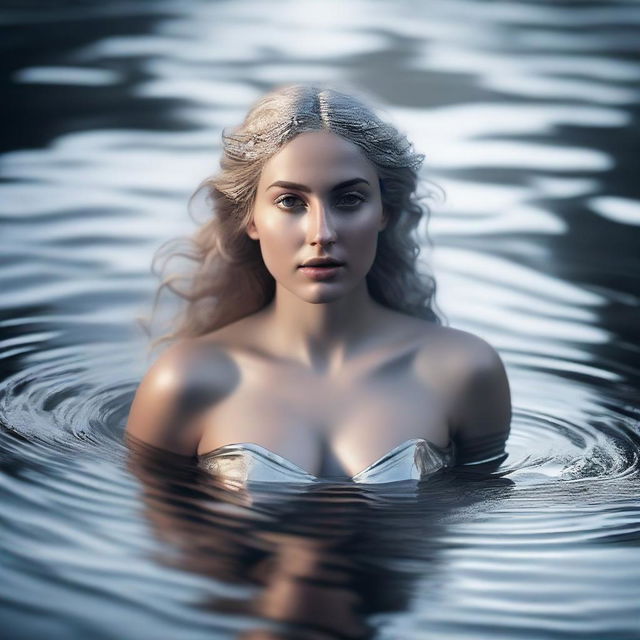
[259,228,298,279]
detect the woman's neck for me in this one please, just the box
[260,281,384,374]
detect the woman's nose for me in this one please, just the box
[306,204,337,246]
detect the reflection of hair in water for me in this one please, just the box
[149,84,442,346]
[125,434,513,638]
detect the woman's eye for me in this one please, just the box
[275,195,305,210]
[336,192,365,208]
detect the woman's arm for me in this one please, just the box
[445,332,512,467]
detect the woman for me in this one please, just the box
[126,84,511,484]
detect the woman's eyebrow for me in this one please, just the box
[266,178,370,192]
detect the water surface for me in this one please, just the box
[1,1,640,638]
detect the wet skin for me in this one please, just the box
[126,130,511,477]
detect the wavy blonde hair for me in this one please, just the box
[150,84,442,345]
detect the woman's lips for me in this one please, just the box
[298,265,344,281]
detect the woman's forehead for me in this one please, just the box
[258,130,378,191]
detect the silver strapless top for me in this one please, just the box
[197,438,455,486]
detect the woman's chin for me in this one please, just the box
[304,290,346,304]
[292,282,350,305]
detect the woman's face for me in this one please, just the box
[248,130,386,304]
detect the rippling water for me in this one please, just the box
[2,1,640,638]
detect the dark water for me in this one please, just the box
[2,1,640,638]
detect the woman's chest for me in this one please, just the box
[196,354,451,473]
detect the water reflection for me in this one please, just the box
[127,440,514,638]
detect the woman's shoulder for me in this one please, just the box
[401,315,510,427]
[145,337,238,385]
[414,322,511,447]
[385,309,501,365]
[125,338,239,455]
[419,322,502,366]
